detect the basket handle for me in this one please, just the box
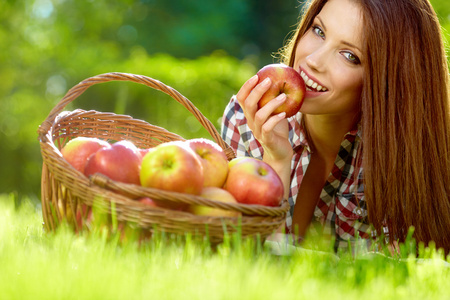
[38,72,235,158]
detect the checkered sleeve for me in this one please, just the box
[220,96,264,159]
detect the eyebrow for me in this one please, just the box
[317,16,362,53]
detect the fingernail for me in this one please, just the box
[278,93,286,101]
[278,112,286,119]
[262,77,271,86]
[250,75,258,83]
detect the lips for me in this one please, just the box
[300,71,328,92]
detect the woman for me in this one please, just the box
[221,0,450,253]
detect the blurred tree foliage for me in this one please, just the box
[0,0,449,200]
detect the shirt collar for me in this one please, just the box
[289,113,310,153]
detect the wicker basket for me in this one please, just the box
[38,72,289,245]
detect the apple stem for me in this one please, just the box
[281,82,286,93]
[258,167,267,176]
[163,160,174,169]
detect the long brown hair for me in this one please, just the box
[279,0,450,253]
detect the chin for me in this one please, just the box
[297,99,327,115]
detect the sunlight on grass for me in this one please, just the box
[1,194,449,299]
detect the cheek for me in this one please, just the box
[332,68,363,96]
[293,36,313,67]
[329,68,363,111]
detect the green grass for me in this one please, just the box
[1,193,449,300]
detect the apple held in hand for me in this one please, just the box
[187,138,229,188]
[189,187,242,217]
[84,140,142,185]
[256,63,306,118]
[61,137,111,174]
[224,157,284,207]
[140,141,204,195]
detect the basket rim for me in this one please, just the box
[90,173,290,217]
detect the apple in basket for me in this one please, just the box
[224,157,284,207]
[84,140,142,185]
[138,197,159,207]
[189,187,242,217]
[256,63,306,118]
[187,138,229,188]
[61,137,111,174]
[140,141,204,209]
[139,148,152,158]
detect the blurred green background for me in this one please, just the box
[1,0,449,202]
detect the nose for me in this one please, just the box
[306,46,328,72]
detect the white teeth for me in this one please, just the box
[300,71,328,92]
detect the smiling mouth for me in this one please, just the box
[300,71,328,92]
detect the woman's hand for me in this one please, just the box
[236,75,294,163]
[236,74,294,200]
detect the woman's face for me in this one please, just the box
[293,0,364,117]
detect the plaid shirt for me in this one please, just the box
[221,96,373,250]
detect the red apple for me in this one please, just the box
[187,138,229,188]
[84,140,142,185]
[224,157,284,207]
[138,196,186,211]
[139,148,151,158]
[256,63,306,118]
[75,203,92,231]
[137,197,158,207]
[61,137,111,173]
[189,187,242,217]
[228,157,248,169]
[140,141,204,195]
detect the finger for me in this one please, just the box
[236,75,259,107]
[251,93,286,141]
[261,113,286,139]
[254,93,286,127]
[241,77,273,123]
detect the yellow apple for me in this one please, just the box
[140,141,204,191]
[189,187,241,217]
[187,138,229,188]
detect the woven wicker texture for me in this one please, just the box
[38,72,289,245]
